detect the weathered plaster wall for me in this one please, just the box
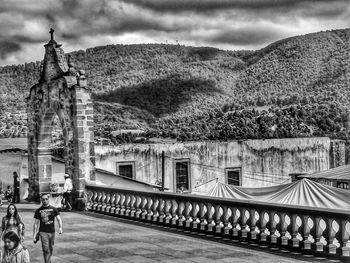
[95,137,331,192]
[0,151,21,188]
[242,137,330,187]
[95,141,241,192]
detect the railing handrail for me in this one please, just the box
[86,184,350,219]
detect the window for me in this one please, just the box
[116,162,135,179]
[289,173,307,182]
[175,159,190,192]
[337,181,349,189]
[226,168,241,186]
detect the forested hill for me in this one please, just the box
[0,28,349,147]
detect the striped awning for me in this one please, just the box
[299,164,350,180]
[207,179,350,210]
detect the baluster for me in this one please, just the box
[116,193,123,215]
[86,190,94,210]
[158,198,166,224]
[124,194,132,217]
[146,196,153,221]
[129,195,136,218]
[92,192,102,211]
[164,199,172,225]
[301,215,313,254]
[177,201,186,229]
[326,219,337,256]
[339,220,350,257]
[184,201,193,231]
[191,202,199,232]
[240,208,249,243]
[101,193,110,213]
[141,196,148,220]
[279,212,289,250]
[107,194,116,214]
[134,196,142,218]
[259,210,269,247]
[269,211,279,249]
[314,217,325,255]
[87,191,96,210]
[214,204,223,236]
[199,203,207,234]
[248,208,259,245]
[114,193,121,215]
[97,192,107,212]
[206,203,215,236]
[152,196,160,223]
[171,200,179,227]
[231,207,241,242]
[119,194,126,216]
[97,192,105,211]
[290,214,301,252]
[222,206,231,240]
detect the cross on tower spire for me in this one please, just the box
[49,28,55,41]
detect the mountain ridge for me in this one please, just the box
[0,28,349,152]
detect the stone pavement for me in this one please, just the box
[0,203,326,263]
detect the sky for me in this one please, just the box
[0,0,349,66]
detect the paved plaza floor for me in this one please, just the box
[0,203,327,263]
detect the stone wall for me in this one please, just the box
[95,137,331,192]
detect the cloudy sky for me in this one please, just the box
[0,0,349,66]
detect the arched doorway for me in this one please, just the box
[26,30,95,204]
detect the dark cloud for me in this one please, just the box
[120,0,348,14]
[0,41,21,59]
[207,28,282,46]
[301,2,350,19]
[12,34,47,44]
[60,17,183,41]
[0,0,349,66]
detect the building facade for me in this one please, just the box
[95,137,344,193]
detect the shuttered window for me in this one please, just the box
[118,165,133,178]
[175,160,189,192]
[226,168,241,186]
[116,162,135,179]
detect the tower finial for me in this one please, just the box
[49,28,55,41]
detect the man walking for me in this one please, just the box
[33,193,63,263]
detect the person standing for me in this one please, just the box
[63,174,73,211]
[33,193,63,263]
[1,204,25,242]
[5,187,13,203]
[13,172,20,203]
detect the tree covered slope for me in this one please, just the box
[0,28,349,146]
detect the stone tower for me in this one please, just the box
[26,29,95,204]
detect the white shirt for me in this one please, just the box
[63,178,73,192]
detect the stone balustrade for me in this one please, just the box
[86,185,350,260]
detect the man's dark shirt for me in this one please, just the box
[34,205,59,233]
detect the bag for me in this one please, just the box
[34,233,40,244]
